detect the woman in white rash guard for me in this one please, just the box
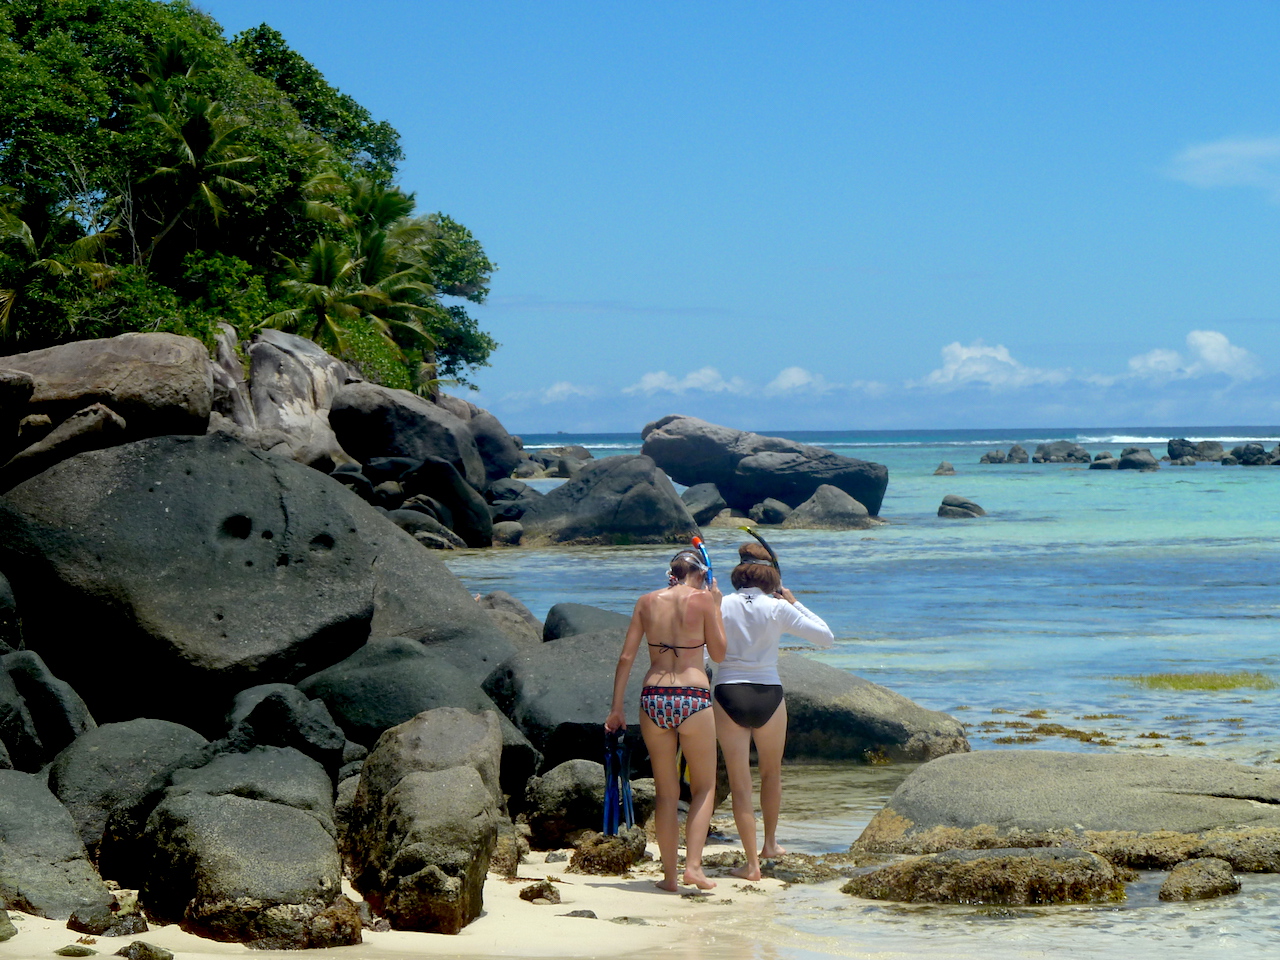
[714,540,833,881]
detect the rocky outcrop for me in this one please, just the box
[0,770,113,919]
[782,485,874,529]
[777,653,969,763]
[842,847,1125,905]
[139,746,357,948]
[329,381,486,489]
[1032,441,1090,464]
[937,494,985,519]
[0,434,515,733]
[1007,444,1029,464]
[344,709,503,934]
[47,719,208,859]
[542,603,630,641]
[853,751,1280,870]
[749,498,793,525]
[0,402,127,491]
[1089,456,1119,470]
[1168,439,1224,462]
[296,638,539,799]
[933,461,955,475]
[0,332,212,441]
[477,592,543,645]
[978,449,1006,464]
[518,455,698,545]
[640,415,888,515]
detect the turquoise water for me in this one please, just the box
[443,426,1280,958]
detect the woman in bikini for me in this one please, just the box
[714,541,833,881]
[605,549,726,891]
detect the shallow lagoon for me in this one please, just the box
[443,426,1280,958]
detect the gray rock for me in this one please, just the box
[0,650,95,773]
[978,449,1006,464]
[67,889,148,936]
[1088,457,1119,470]
[478,592,542,645]
[345,709,504,933]
[329,381,485,489]
[1006,444,1029,464]
[1158,857,1240,901]
[524,759,655,850]
[938,494,985,519]
[297,638,539,800]
[0,769,112,919]
[400,456,494,547]
[223,686,347,781]
[0,907,14,941]
[244,330,355,470]
[782,484,873,529]
[112,943,174,960]
[0,434,516,733]
[842,847,1124,905]
[487,478,539,503]
[0,333,212,442]
[1118,447,1160,471]
[1235,442,1270,466]
[680,483,727,527]
[777,653,969,762]
[386,508,467,547]
[749,498,793,525]
[641,415,888,515]
[854,750,1280,868]
[0,571,16,651]
[47,719,208,859]
[492,520,523,545]
[1032,441,1090,464]
[543,603,631,641]
[519,456,698,545]
[0,402,127,492]
[140,747,354,948]
[933,461,955,476]
[468,411,525,486]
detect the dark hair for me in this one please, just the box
[668,550,706,582]
[729,541,780,592]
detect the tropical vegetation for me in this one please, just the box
[0,0,497,391]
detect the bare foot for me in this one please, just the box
[760,843,787,858]
[730,863,762,881]
[682,868,717,890]
[654,878,679,892]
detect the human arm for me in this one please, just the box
[701,578,727,663]
[605,597,647,732]
[773,587,834,648]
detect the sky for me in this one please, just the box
[198,0,1280,433]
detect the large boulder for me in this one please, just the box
[138,747,356,948]
[0,402,127,491]
[776,653,969,762]
[467,411,526,485]
[1168,439,1225,462]
[47,719,208,860]
[1118,447,1160,471]
[0,770,113,919]
[477,591,542,645]
[401,457,493,547]
[640,415,888,515]
[523,759,655,850]
[937,494,985,519]
[781,484,873,529]
[853,750,1280,869]
[344,709,503,933]
[223,685,348,782]
[542,602,630,641]
[242,329,356,470]
[0,649,95,773]
[680,482,727,526]
[296,638,540,798]
[518,455,699,545]
[329,381,485,490]
[0,333,212,440]
[0,434,516,734]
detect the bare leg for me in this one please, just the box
[713,700,761,880]
[639,711,681,891]
[754,699,788,857]
[676,707,718,890]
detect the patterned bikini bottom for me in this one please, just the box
[640,685,713,730]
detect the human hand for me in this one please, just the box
[604,710,625,733]
[708,577,723,601]
[775,586,796,604]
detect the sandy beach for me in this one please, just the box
[0,843,787,960]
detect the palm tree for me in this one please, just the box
[263,238,389,355]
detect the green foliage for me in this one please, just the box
[0,0,498,384]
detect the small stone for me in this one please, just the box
[54,947,97,957]
[560,909,597,919]
[609,915,648,924]
[934,461,955,476]
[545,851,568,863]
[519,880,561,904]
[113,943,174,960]
[1159,857,1241,901]
[0,910,15,942]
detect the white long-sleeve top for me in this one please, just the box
[716,587,834,686]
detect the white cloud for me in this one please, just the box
[765,366,832,395]
[540,381,595,403]
[1167,137,1280,201]
[1127,330,1259,382]
[623,367,749,395]
[912,340,1069,390]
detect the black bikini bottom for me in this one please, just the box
[714,682,784,729]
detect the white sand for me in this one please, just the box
[0,845,786,960]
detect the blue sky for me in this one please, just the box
[200,0,1280,432]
